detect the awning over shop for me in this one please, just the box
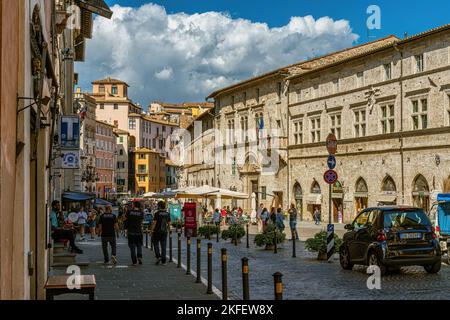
[332,193,343,199]
[376,194,397,203]
[62,192,95,201]
[76,0,112,19]
[354,192,368,198]
[305,194,322,205]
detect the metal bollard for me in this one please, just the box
[273,272,283,300]
[169,230,173,262]
[274,228,278,254]
[208,224,211,240]
[241,257,249,300]
[216,224,220,243]
[221,248,228,300]
[246,224,249,248]
[177,232,181,268]
[292,236,296,258]
[145,229,149,248]
[186,237,191,275]
[206,243,213,294]
[196,238,201,283]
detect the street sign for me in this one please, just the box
[324,169,338,184]
[327,155,336,170]
[60,116,80,149]
[61,150,80,169]
[326,133,337,154]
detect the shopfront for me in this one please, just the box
[412,174,430,211]
[354,177,369,219]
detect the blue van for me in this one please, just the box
[429,194,450,263]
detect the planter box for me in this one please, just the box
[265,244,275,250]
[317,252,328,260]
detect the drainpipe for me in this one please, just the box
[393,43,405,205]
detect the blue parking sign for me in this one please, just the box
[327,155,336,169]
[60,116,80,149]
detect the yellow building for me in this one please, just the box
[135,148,166,194]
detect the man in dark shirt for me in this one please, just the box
[98,205,119,264]
[151,201,171,265]
[125,201,144,265]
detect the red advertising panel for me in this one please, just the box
[183,202,197,237]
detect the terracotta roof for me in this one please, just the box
[92,77,130,87]
[129,113,179,127]
[113,128,130,135]
[95,119,116,128]
[206,35,400,99]
[135,148,162,154]
[165,159,180,167]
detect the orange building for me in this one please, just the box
[135,148,166,194]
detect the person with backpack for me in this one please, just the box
[98,205,119,264]
[124,201,144,265]
[151,201,171,265]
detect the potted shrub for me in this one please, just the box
[305,231,343,260]
[221,224,245,243]
[254,224,286,250]
[197,224,220,239]
[171,220,183,232]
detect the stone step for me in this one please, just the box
[53,253,77,264]
[51,258,90,268]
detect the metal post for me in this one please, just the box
[246,223,249,248]
[221,248,227,300]
[292,234,296,258]
[206,243,213,294]
[169,230,173,262]
[196,238,201,283]
[207,224,211,240]
[177,232,181,268]
[186,237,191,275]
[216,223,219,243]
[329,183,332,224]
[242,257,249,300]
[273,272,283,300]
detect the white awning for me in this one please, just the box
[377,194,397,203]
[305,194,322,205]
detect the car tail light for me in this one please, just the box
[431,226,437,239]
[377,230,386,241]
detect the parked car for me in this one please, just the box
[339,206,441,275]
[428,194,450,264]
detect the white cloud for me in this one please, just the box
[76,3,359,106]
[154,67,173,80]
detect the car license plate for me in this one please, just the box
[400,233,422,240]
[440,241,447,251]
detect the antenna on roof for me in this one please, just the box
[404,32,408,39]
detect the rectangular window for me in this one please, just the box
[310,117,321,143]
[261,186,267,200]
[99,85,105,93]
[293,120,303,145]
[162,126,166,132]
[114,104,118,110]
[128,119,136,130]
[330,114,342,139]
[381,104,395,134]
[112,85,118,94]
[354,109,367,137]
[357,72,364,87]
[411,98,428,130]
[99,103,104,110]
[415,54,424,73]
[277,82,282,101]
[256,88,260,104]
[139,154,145,160]
[138,176,145,182]
[114,120,118,127]
[384,63,392,80]
[138,164,146,174]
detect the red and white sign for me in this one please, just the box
[324,169,338,185]
[326,133,337,155]
[183,202,197,237]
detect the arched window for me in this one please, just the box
[382,176,396,192]
[294,183,302,200]
[311,181,321,194]
[355,178,368,194]
[412,174,430,211]
[413,174,429,193]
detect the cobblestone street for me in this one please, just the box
[172,229,450,300]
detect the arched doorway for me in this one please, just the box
[332,180,344,223]
[354,177,368,219]
[378,175,397,205]
[412,174,430,211]
[293,182,303,221]
[306,180,322,221]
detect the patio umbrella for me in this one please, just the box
[143,192,157,198]
[94,198,113,206]
[176,185,249,199]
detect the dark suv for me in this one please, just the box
[339,206,441,275]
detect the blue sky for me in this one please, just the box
[76,1,450,105]
[104,0,450,44]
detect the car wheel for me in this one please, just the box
[368,251,387,276]
[339,246,354,270]
[424,261,441,274]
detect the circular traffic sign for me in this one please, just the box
[324,169,338,185]
[326,133,337,154]
[327,155,336,170]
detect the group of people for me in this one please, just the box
[256,203,300,240]
[50,200,172,266]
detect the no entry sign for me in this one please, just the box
[326,133,337,154]
[324,169,338,184]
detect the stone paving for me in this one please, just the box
[172,228,450,300]
[50,235,219,300]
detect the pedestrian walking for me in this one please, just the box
[275,208,285,232]
[98,205,119,264]
[77,206,88,241]
[314,208,321,225]
[151,201,171,265]
[261,207,269,231]
[288,203,299,240]
[213,208,221,226]
[256,203,264,233]
[86,208,97,240]
[269,207,276,225]
[124,201,144,265]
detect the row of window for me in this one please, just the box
[96,125,113,136]
[96,139,115,152]
[291,97,442,144]
[95,158,114,169]
[98,84,126,96]
[297,54,425,101]
[99,103,119,110]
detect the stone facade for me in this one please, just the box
[95,120,117,199]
